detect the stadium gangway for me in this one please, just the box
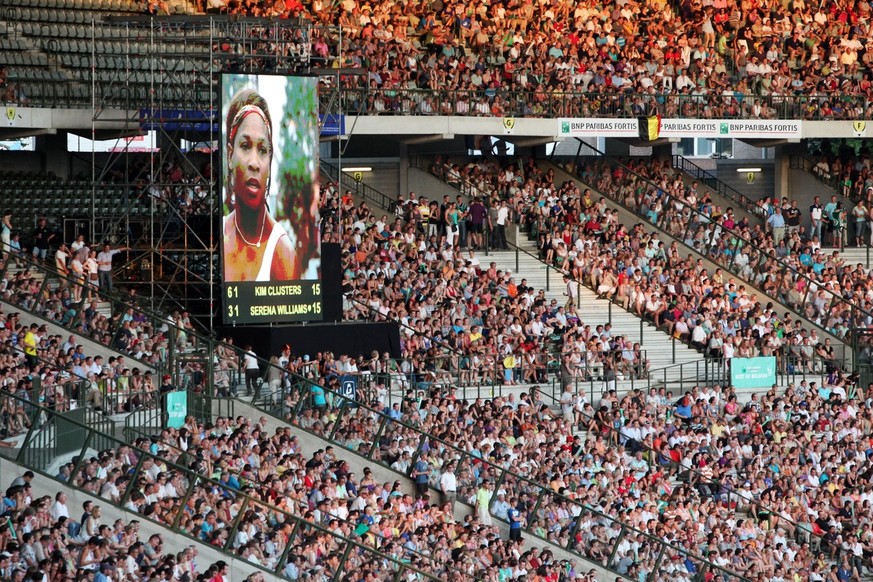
[551,140,861,347]
[5,389,446,582]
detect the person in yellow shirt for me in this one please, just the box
[23,323,38,369]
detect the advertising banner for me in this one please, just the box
[558,118,802,140]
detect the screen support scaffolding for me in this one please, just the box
[90,16,312,332]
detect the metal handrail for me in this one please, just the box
[319,159,396,213]
[561,142,861,345]
[671,154,759,217]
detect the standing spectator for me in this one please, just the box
[439,461,457,512]
[853,199,869,247]
[494,200,510,250]
[468,197,487,250]
[784,200,801,236]
[84,248,99,300]
[475,480,493,526]
[0,210,12,261]
[242,345,259,396]
[766,207,786,244]
[31,218,55,263]
[411,454,429,499]
[563,275,578,310]
[507,499,524,542]
[97,243,128,295]
[23,323,38,369]
[809,196,823,241]
[55,242,70,276]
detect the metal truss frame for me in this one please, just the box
[89,16,313,330]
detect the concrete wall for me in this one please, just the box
[405,165,466,201]
[323,158,400,201]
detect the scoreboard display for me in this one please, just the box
[220,74,323,324]
[224,281,322,322]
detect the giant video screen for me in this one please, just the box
[221,74,322,324]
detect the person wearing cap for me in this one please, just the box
[94,560,115,582]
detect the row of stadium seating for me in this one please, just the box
[4,0,144,11]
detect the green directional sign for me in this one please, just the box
[730,356,776,389]
[166,391,188,428]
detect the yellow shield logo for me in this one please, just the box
[503,117,515,129]
[853,121,867,136]
[5,107,14,121]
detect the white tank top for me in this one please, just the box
[255,224,288,281]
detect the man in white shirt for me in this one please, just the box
[243,345,259,396]
[96,243,128,294]
[50,492,69,521]
[439,463,458,511]
[494,200,509,250]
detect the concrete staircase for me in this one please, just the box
[671,154,764,227]
[823,246,873,269]
[486,236,708,382]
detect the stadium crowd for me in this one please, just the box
[563,155,873,343]
[145,334,869,582]
[215,0,873,120]
[0,471,265,582]
[124,415,601,582]
[328,156,849,382]
[318,179,653,388]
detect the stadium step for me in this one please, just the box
[822,246,873,269]
[485,244,706,374]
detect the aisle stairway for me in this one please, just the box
[671,154,763,227]
[823,246,873,269]
[485,243,707,375]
